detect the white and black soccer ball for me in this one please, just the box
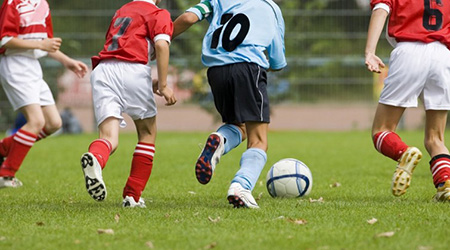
[266,158,313,198]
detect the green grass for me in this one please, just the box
[0,131,448,250]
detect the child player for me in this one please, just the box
[80,0,176,207]
[365,0,450,201]
[0,0,88,188]
[173,0,286,208]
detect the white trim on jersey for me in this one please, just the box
[373,3,390,14]
[18,33,48,39]
[197,3,211,17]
[154,34,171,45]
[1,36,13,47]
[133,0,156,5]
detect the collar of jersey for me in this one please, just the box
[133,0,156,6]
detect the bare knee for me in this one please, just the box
[45,117,62,134]
[24,117,46,134]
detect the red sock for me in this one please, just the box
[373,131,408,161]
[0,129,37,177]
[0,135,14,157]
[430,154,450,187]
[123,142,155,202]
[36,128,49,142]
[88,139,112,169]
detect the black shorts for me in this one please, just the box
[207,63,270,124]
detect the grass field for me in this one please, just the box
[0,131,448,250]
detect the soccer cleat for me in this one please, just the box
[433,180,450,202]
[227,182,259,209]
[80,152,107,201]
[391,147,422,196]
[195,132,224,184]
[122,196,146,208]
[0,176,22,188]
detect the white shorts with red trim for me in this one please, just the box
[90,60,157,128]
[0,55,54,110]
[380,42,450,110]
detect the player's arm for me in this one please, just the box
[173,12,200,38]
[154,39,176,106]
[365,6,389,73]
[173,1,211,38]
[1,37,61,52]
[48,50,88,78]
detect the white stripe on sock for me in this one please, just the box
[134,149,155,157]
[376,131,389,152]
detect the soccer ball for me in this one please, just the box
[266,158,313,198]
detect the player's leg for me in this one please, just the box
[0,104,44,187]
[122,117,156,208]
[425,110,450,202]
[372,103,422,196]
[195,123,246,185]
[372,103,410,160]
[80,117,119,201]
[36,104,62,140]
[227,121,268,209]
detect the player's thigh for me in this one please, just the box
[208,63,269,124]
[122,64,157,121]
[245,121,268,151]
[422,42,450,110]
[91,63,125,127]
[372,103,406,135]
[380,42,429,107]
[0,56,48,110]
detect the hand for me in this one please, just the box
[40,38,62,52]
[158,86,177,106]
[152,79,159,94]
[66,59,88,78]
[365,52,385,73]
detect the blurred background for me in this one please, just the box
[0,0,424,134]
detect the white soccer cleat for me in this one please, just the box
[391,147,422,196]
[433,180,450,202]
[195,132,225,184]
[80,152,107,201]
[0,176,23,188]
[227,182,259,209]
[122,196,147,208]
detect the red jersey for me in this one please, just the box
[0,0,53,55]
[371,0,450,48]
[92,0,173,68]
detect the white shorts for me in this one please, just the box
[91,60,157,127]
[0,55,55,110]
[380,42,450,110]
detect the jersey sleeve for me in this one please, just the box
[0,0,20,44]
[370,0,392,10]
[186,0,212,21]
[267,3,287,70]
[45,10,54,38]
[148,9,173,44]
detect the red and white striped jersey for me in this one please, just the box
[92,0,173,69]
[0,0,53,57]
[371,0,450,49]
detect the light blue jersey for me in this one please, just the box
[187,0,287,70]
